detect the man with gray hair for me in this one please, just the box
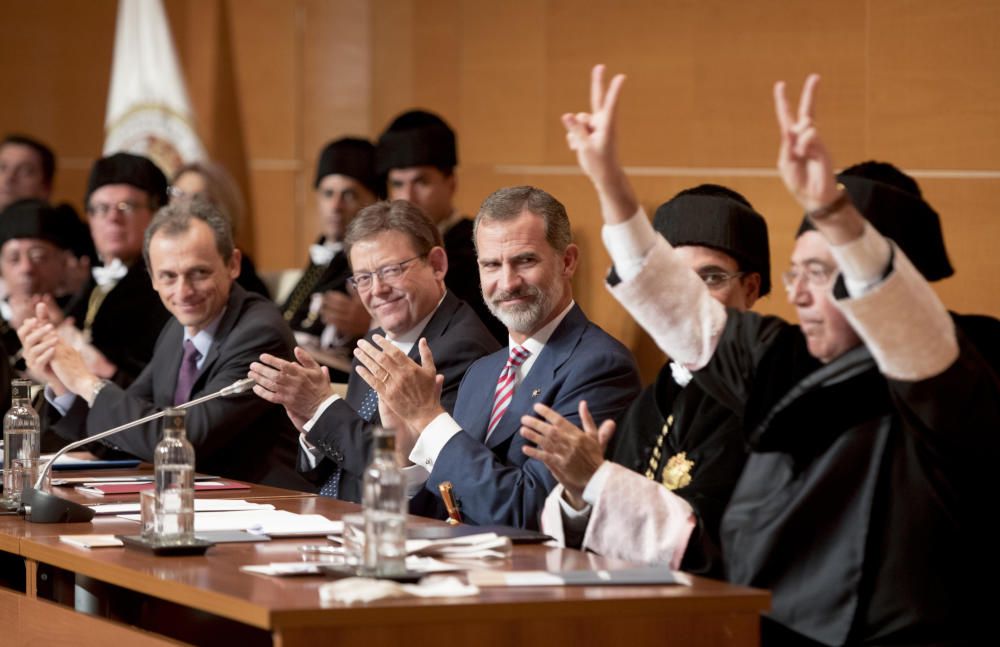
[353,186,640,528]
[250,199,499,501]
[20,198,309,489]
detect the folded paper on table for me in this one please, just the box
[118,509,341,536]
[92,499,275,515]
[406,524,551,544]
[60,534,125,549]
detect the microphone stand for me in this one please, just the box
[21,378,256,523]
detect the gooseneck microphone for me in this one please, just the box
[22,377,256,523]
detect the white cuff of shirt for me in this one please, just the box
[45,385,78,416]
[301,393,342,433]
[601,208,659,282]
[830,222,893,297]
[402,464,431,498]
[408,412,462,472]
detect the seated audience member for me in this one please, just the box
[0,136,98,299]
[61,153,172,386]
[170,160,270,298]
[0,134,53,211]
[0,199,80,365]
[20,198,309,489]
[250,199,499,500]
[277,138,378,376]
[529,184,771,576]
[376,110,506,343]
[555,65,998,645]
[352,186,641,528]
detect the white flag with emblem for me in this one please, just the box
[103,0,205,176]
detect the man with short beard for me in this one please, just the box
[351,185,640,528]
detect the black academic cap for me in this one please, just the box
[85,152,169,208]
[0,198,75,250]
[375,110,457,176]
[314,138,378,195]
[796,162,954,282]
[654,185,772,297]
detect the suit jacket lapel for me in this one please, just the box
[486,304,587,450]
[158,322,186,404]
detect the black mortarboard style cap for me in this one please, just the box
[0,198,76,250]
[796,161,954,282]
[653,184,772,296]
[375,110,457,176]
[85,152,169,208]
[314,138,378,195]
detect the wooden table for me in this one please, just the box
[0,474,768,646]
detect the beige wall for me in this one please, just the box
[3,0,998,380]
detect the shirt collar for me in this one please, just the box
[385,292,447,356]
[510,300,575,358]
[183,308,227,360]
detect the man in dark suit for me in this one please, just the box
[279,138,378,378]
[249,199,499,500]
[20,198,308,489]
[353,186,640,528]
[376,110,506,343]
[61,153,172,386]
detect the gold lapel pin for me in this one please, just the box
[531,388,541,397]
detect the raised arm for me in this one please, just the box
[563,65,638,224]
[773,74,865,245]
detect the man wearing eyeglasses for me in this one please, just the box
[529,183,770,576]
[55,153,171,387]
[0,200,80,368]
[249,199,499,501]
[348,186,641,528]
[553,66,999,645]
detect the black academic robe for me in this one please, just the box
[279,241,352,337]
[62,261,171,387]
[606,360,748,577]
[697,309,1000,646]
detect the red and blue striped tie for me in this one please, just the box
[486,345,531,439]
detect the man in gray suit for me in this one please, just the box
[250,200,498,501]
[20,198,308,489]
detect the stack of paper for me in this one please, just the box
[118,509,341,537]
[94,499,274,515]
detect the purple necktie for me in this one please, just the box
[173,339,201,406]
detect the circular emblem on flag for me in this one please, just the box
[104,103,204,177]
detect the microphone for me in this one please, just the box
[22,377,257,523]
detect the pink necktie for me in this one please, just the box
[486,345,531,439]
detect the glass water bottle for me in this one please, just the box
[2,379,40,508]
[362,427,407,575]
[154,408,196,544]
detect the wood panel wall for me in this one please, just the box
[2,0,998,381]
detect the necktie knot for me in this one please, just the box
[507,345,530,368]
